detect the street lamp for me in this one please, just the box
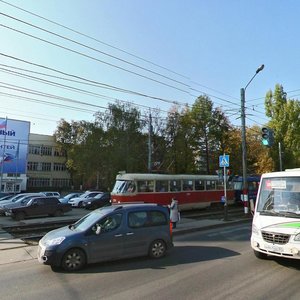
[241,64,264,214]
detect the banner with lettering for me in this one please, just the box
[0,118,30,174]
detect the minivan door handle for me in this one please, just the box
[114,234,123,237]
[126,232,134,236]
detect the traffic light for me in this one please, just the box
[261,127,274,147]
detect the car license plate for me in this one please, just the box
[264,244,283,253]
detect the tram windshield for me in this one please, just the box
[112,180,136,194]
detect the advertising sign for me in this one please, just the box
[0,118,30,174]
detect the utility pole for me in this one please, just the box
[241,65,264,214]
[148,113,152,173]
[279,142,283,171]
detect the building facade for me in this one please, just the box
[27,134,71,192]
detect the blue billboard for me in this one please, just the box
[0,118,30,174]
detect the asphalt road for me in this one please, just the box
[1,222,300,300]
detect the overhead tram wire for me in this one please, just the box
[0,59,187,106]
[0,67,171,114]
[0,23,189,95]
[0,12,189,89]
[0,90,154,126]
[0,0,189,80]
[0,83,163,122]
[0,1,239,104]
[0,8,245,117]
[190,87,240,108]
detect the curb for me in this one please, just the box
[173,218,252,236]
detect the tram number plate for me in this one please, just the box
[264,244,283,253]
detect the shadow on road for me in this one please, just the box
[67,245,240,274]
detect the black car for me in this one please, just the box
[82,192,111,210]
[6,196,72,221]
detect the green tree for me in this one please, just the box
[95,102,147,187]
[189,96,231,174]
[265,84,300,169]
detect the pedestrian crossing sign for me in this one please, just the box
[219,155,229,167]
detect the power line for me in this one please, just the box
[0,0,190,80]
[0,58,187,106]
[0,23,190,94]
[0,0,239,104]
[0,12,190,89]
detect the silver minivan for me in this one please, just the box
[38,203,173,271]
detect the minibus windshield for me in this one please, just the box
[257,177,300,215]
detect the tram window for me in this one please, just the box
[170,180,181,192]
[137,180,154,193]
[195,180,205,190]
[124,181,136,193]
[206,180,216,190]
[183,180,193,191]
[155,180,168,192]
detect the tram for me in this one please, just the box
[111,172,235,210]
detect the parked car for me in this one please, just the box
[0,194,15,202]
[0,194,43,216]
[38,203,173,271]
[82,192,111,210]
[6,196,72,221]
[59,192,83,204]
[41,191,61,198]
[0,193,44,208]
[0,192,12,198]
[68,191,103,207]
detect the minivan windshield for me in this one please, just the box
[71,206,116,231]
[257,177,300,216]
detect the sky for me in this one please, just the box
[0,0,300,135]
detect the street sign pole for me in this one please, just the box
[219,154,229,221]
[223,164,228,221]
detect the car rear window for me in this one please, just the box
[128,210,167,228]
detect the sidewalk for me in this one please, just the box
[0,214,252,265]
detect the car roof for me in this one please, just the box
[109,203,167,212]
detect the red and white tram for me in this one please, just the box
[111,172,235,210]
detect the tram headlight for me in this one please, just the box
[252,224,259,235]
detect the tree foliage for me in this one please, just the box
[265,84,300,169]
[54,89,293,191]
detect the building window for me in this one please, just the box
[41,146,52,156]
[53,163,66,171]
[41,162,51,171]
[27,178,50,187]
[28,162,38,171]
[29,145,41,155]
[54,147,66,157]
[52,178,70,188]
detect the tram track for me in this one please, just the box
[2,204,247,245]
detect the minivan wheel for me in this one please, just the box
[149,240,166,259]
[61,248,86,271]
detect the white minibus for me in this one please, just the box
[251,169,300,259]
